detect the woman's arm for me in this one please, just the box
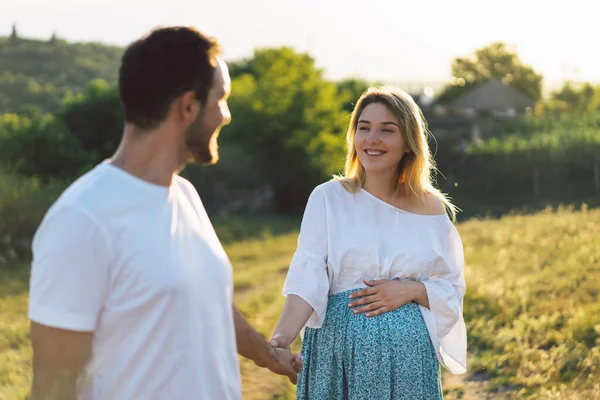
[270,295,314,348]
[274,185,331,346]
[407,281,430,309]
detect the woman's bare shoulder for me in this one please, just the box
[422,193,446,215]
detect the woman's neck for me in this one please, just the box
[362,170,400,204]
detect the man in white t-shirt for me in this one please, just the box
[28,26,302,400]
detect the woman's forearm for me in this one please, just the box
[409,281,430,309]
[271,295,314,347]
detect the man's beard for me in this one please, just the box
[185,114,220,165]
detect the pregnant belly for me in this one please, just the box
[322,288,432,347]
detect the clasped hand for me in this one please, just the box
[263,334,303,384]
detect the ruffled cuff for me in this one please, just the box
[282,249,330,328]
[420,279,467,374]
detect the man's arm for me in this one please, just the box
[232,305,301,383]
[28,206,110,399]
[30,322,93,400]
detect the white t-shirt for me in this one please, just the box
[28,161,242,400]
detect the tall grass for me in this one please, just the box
[0,169,66,265]
[457,204,600,399]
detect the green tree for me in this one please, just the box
[59,79,123,162]
[223,47,347,213]
[551,82,581,112]
[0,35,122,114]
[587,86,600,114]
[538,82,600,115]
[0,80,123,179]
[336,78,371,113]
[0,113,90,178]
[437,42,543,104]
[578,83,595,112]
[0,72,67,114]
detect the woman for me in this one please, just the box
[270,86,467,399]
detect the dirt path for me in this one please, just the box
[443,370,510,400]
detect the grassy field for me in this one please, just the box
[1,207,599,399]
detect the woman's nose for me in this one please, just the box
[366,129,381,142]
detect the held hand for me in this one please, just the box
[253,344,299,383]
[347,279,418,317]
[265,347,302,384]
[269,334,304,373]
[269,333,293,349]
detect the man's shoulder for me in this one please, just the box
[174,174,198,194]
[33,169,113,254]
[173,175,210,218]
[61,164,117,205]
[174,175,203,204]
[43,163,129,227]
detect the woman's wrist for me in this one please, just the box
[270,332,293,348]
[395,280,420,300]
[407,281,429,307]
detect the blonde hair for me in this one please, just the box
[335,86,459,221]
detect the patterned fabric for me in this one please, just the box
[296,289,443,400]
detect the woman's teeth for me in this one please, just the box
[365,149,386,156]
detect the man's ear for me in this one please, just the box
[176,91,200,124]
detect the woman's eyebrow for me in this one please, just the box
[358,120,400,128]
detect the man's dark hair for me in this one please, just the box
[119,26,221,130]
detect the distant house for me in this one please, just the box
[430,78,536,141]
[449,78,535,117]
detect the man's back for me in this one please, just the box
[29,161,242,399]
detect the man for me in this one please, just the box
[28,26,301,400]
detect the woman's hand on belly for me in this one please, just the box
[347,279,425,317]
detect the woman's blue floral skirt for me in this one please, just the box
[296,288,443,399]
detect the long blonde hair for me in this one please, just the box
[335,86,458,221]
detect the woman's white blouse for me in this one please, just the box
[282,180,467,374]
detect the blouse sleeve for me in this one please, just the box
[419,220,468,374]
[282,185,330,328]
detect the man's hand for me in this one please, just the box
[266,334,303,383]
[269,333,303,367]
[256,345,303,384]
[232,305,302,384]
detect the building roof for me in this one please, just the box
[450,78,535,110]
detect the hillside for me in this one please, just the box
[0,32,122,114]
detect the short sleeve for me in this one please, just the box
[282,185,330,328]
[28,205,111,332]
[419,221,467,374]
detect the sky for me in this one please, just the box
[2,0,598,91]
